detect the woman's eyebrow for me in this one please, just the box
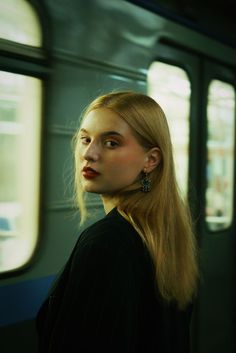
[101,131,123,138]
[79,128,123,138]
[79,128,88,134]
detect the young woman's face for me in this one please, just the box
[77,108,148,195]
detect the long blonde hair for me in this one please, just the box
[74,91,199,309]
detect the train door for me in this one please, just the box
[197,61,236,353]
[148,43,236,353]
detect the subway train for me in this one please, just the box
[0,0,235,352]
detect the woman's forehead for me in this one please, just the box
[80,108,131,135]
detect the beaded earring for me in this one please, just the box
[140,170,151,192]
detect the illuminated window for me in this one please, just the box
[0,1,42,272]
[148,62,191,197]
[0,0,41,46]
[0,72,42,272]
[205,80,235,231]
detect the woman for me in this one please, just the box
[37,91,199,353]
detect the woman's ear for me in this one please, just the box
[144,147,161,173]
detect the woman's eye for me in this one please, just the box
[104,140,119,148]
[80,136,90,144]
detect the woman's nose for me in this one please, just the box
[83,141,100,161]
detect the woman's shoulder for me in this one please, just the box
[76,208,143,257]
[65,208,143,278]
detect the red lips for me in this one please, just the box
[82,167,100,179]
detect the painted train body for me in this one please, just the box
[0,0,235,352]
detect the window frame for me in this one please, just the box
[147,43,201,205]
[203,61,236,233]
[0,2,48,277]
[147,60,192,198]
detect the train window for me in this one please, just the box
[0,71,42,272]
[147,61,191,197]
[0,0,41,46]
[205,80,235,231]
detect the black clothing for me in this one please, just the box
[37,208,192,353]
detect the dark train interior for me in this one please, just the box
[0,1,235,352]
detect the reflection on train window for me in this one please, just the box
[0,71,42,272]
[0,0,41,46]
[206,80,235,231]
[148,62,191,197]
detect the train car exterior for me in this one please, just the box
[0,0,235,352]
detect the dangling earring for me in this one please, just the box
[141,170,151,192]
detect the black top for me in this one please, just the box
[36,208,192,353]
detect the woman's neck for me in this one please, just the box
[101,195,117,214]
